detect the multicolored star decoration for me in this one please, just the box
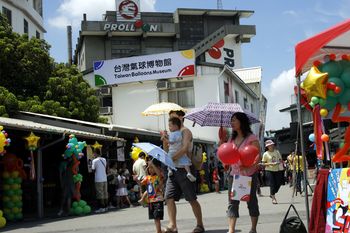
[302,66,328,100]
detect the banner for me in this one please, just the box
[93,50,196,86]
[326,168,350,232]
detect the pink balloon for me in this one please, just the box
[239,145,259,167]
[217,143,240,164]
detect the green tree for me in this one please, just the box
[0,86,19,117]
[0,14,53,99]
[45,64,100,122]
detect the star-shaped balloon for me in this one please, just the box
[24,132,40,151]
[91,141,103,150]
[302,66,328,100]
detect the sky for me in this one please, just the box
[43,0,350,131]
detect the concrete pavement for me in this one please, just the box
[2,185,312,233]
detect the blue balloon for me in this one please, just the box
[308,133,315,142]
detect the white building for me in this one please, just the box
[84,63,260,143]
[0,0,45,39]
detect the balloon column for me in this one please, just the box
[300,54,350,162]
[63,134,91,215]
[1,154,26,221]
[0,126,11,155]
[24,132,40,180]
[0,210,5,228]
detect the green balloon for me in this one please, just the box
[339,88,350,105]
[72,201,78,208]
[311,96,319,104]
[320,60,343,77]
[14,189,23,196]
[78,200,87,207]
[14,213,23,220]
[69,208,74,214]
[14,201,23,208]
[319,98,327,106]
[83,205,91,214]
[5,189,14,196]
[340,141,345,148]
[5,213,14,221]
[324,97,338,110]
[74,206,83,215]
[6,178,14,185]
[4,201,14,209]
[14,177,22,184]
[339,60,350,70]
[328,77,345,97]
[340,67,350,88]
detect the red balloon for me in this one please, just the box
[217,143,240,164]
[239,145,259,167]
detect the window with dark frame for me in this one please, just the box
[2,7,12,26]
[24,19,28,34]
[36,31,40,39]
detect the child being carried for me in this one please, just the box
[167,117,196,182]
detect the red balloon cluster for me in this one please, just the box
[217,143,240,164]
[217,143,259,166]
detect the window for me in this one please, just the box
[159,81,195,108]
[36,31,40,39]
[2,7,12,26]
[33,0,43,16]
[243,98,248,109]
[24,19,28,34]
[235,90,239,104]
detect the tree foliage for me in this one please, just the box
[0,87,19,117]
[0,15,103,122]
[20,64,101,122]
[0,13,52,99]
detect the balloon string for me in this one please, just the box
[29,151,35,180]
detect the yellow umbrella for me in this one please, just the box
[142,102,186,129]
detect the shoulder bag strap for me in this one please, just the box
[283,204,302,221]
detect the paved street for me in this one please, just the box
[3,185,312,233]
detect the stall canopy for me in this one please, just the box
[295,19,350,76]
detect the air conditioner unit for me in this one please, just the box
[156,80,170,90]
[99,106,113,115]
[99,87,111,96]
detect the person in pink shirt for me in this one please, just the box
[226,112,261,233]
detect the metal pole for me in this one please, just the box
[296,75,310,229]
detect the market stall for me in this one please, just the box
[294,19,350,233]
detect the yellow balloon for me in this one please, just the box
[0,217,6,228]
[320,108,328,117]
[131,147,142,161]
[302,66,328,100]
[11,171,19,178]
[0,210,2,217]
[3,185,10,191]
[202,152,207,163]
[2,172,9,179]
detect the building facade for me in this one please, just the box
[0,0,45,39]
[74,4,263,146]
